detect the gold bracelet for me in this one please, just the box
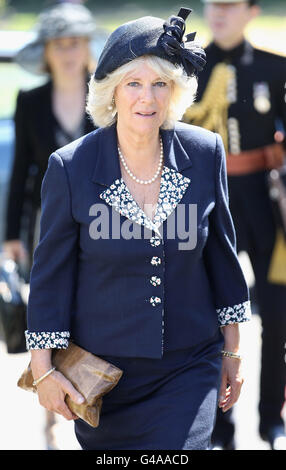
[221,350,242,360]
[32,367,56,387]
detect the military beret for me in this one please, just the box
[201,0,259,4]
[94,8,206,80]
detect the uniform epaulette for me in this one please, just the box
[251,42,286,59]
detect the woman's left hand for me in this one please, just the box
[218,356,244,412]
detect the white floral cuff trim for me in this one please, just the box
[25,330,70,350]
[217,300,251,326]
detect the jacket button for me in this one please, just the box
[150,236,161,247]
[150,276,161,286]
[151,256,161,266]
[150,296,161,306]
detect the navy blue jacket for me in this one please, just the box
[26,122,251,358]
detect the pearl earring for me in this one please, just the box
[108,97,115,111]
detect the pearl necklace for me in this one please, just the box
[118,138,163,185]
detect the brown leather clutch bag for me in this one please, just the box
[17,342,123,428]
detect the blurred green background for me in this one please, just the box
[1,0,285,30]
[0,0,285,118]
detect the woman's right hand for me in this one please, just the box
[2,239,28,262]
[30,349,85,421]
[35,369,85,421]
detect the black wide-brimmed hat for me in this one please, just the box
[94,7,206,80]
[15,2,97,75]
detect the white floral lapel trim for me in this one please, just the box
[99,166,191,237]
[153,166,190,228]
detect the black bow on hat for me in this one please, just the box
[160,8,206,76]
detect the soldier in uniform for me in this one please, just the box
[183,0,286,450]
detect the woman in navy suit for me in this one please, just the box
[26,8,251,450]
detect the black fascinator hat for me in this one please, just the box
[94,7,206,80]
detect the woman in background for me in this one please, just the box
[2,2,96,449]
[3,1,96,268]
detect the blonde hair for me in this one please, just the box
[86,55,198,129]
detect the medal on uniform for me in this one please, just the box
[253,82,271,114]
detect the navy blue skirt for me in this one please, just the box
[74,331,224,450]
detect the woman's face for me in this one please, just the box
[44,36,90,77]
[114,61,173,137]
